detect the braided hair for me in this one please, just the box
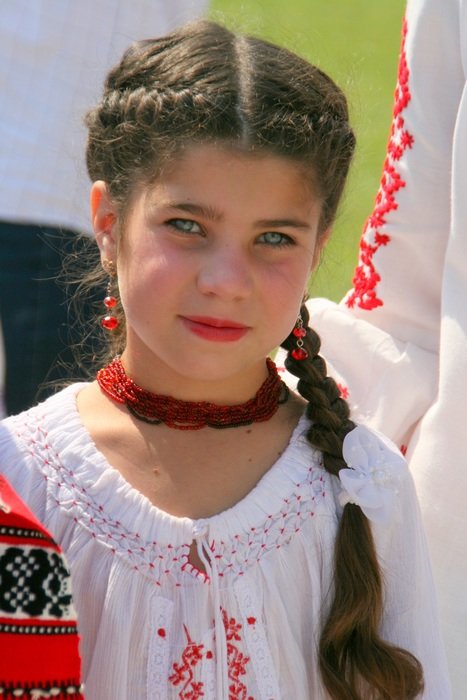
[282,304,423,698]
[84,20,423,697]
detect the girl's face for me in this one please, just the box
[93,143,325,399]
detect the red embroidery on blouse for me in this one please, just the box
[168,613,252,699]
[222,609,251,699]
[400,444,408,456]
[346,18,413,310]
[169,625,205,699]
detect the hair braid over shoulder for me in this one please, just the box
[281,305,423,699]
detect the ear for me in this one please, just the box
[91,181,118,263]
[311,227,332,272]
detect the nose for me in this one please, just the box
[197,243,254,300]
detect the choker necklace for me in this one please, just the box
[96,357,289,430]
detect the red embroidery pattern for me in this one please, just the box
[346,18,413,310]
[169,625,206,699]
[222,610,252,700]
[337,383,349,400]
[168,613,253,700]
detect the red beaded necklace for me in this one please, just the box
[96,357,288,430]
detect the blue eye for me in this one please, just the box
[259,232,294,247]
[167,218,202,233]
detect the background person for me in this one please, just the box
[0,0,208,416]
[0,474,84,698]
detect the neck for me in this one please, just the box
[119,351,271,405]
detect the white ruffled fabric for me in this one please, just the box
[0,386,450,699]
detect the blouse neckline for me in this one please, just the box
[37,384,326,546]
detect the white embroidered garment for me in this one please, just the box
[0,386,450,699]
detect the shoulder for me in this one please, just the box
[280,414,342,521]
[1,383,88,450]
[0,383,91,508]
[294,420,414,532]
[338,423,412,526]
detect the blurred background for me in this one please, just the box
[209,0,406,300]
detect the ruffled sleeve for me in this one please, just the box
[298,297,437,448]
[370,461,451,698]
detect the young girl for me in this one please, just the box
[0,20,450,700]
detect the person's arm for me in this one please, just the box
[299,0,464,446]
[0,474,85,697]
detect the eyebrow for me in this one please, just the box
[162,201,222,221]
[161,201,311,230]
[254,217,311,230]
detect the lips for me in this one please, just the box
[180,316,250,342]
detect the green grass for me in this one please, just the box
[208,0,406,300]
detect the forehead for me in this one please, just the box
[139,142,320,216]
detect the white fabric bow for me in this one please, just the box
[339,425,408,525]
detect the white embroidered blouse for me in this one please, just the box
[0,386,450,699]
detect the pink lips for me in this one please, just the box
[181,316,250,342]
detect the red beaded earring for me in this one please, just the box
[101,260,119,331]
[291,314,308,361]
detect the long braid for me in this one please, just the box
[281,305,424,699]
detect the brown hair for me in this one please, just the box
[84,20,355,359]
[84,19,423,698]
[282,304,423,698]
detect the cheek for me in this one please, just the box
[261,261,311,336]
[117,254,177,319]
[262,256,311,300]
